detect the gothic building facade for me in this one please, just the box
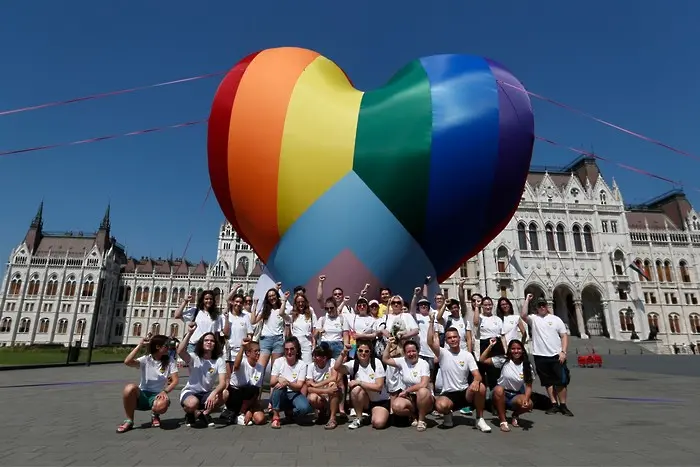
[1,157,699,352]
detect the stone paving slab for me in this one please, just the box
[0,358,698,466]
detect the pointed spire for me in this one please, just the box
[30,201,44,229]
[100,203,111,231]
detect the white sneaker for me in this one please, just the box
[442,413,454,428]
[476,417,492,433]
[349,408,357,417]
[348,418,362,430]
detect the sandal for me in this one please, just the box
[511,416,520,427]
[416,420,427,432]
[324,419,338,430]
[116,419,134,433]
[271,418,281,429]
[151,413,161,428]
[499,421,511,432]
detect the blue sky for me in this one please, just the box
[1,1,698,267]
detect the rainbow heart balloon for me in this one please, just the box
[208,47,534,299]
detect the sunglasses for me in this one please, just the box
[357,349,370,354]
[324,307,336,311]
[390,301,402,306]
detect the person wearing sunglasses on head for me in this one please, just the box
[269,336,314,429]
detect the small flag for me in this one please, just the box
[508,254,526,278]
[628,263,650,281]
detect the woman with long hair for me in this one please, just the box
[306,342,341,430]
[287,293,316,363]
[473,296,505,389]
[480,338,534,432]
[222,338,266,426]
[177,323,228,427]
[174,290,226,353]
[117,334,179,433]
[334,340,390,430]
[269,336,313,428]
[315,296,349,360]
[497,297,527,344]
[251,287,289,377]
[382,338,433,432]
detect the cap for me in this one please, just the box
[535,297,548,307]
[417,298,431,306]
[369,299,380,306]
[356,297,368,304]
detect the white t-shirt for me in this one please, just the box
[182,307,226,343]
[493,356,528,393]
[258,308,286,337]
[271,358,308,392]
[414,313,438,358]
[317,315,347,342]
[393,356,430,389]
[478,314,504,339]
[181,354,226,394]
[385,313,419,335]
[137,355,178,393]
[442,314,472,350]
[386,364,404,393]
[227,312,254,356]
[290,312,317,351]
[307,358,335,383]
[343,358,389,402]
[502,314,522,344]
[347,314,376,337]
[437,348,478,393]
[229,357,264,388]
[527,313,566,356]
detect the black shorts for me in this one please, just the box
[440,390,470,410]
[369,399,391,411]
[534,355,570,388]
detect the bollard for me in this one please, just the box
[624,349,627,355]
[575,348,579,355]
[609,348,611,354]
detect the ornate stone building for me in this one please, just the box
[1,157,699,351]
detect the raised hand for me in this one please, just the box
[414,287,421,296]
[319,275,326,282]
[187,322,198,333]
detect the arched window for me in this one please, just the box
[64,276,76,297]
[124,286,132,302]
[600,190,607,205]
[171,287,179,304]
[118,286,125,302]
[81,277,95,297]
[669,314,681,334]
[644,260,653,281]
[528,223,540,251]
[135,287,143,303]
[76,319,86,336]
[655,260,664,283]
[142,287,150,303]
[496,246,509,273]
[619,311,633,332]
[27,275,41,296]
[46,275,59,296]
[39,318,50,333]
[572,225,583,252]
[151,323,160,335]
[115,323,124,337]
[679,260,691,282]
[556,224,567,251]
[634,259,646,281]
[132,323,142,337]
[9,275,22,295]
[153,287,161,303]
[238,257,250,274]
[517,223,528,250]
[689,314,700,334]
[190,288,197,300]
[197,288,204,299]
[613,250,625,275]
[57,319,69,334]
[170,323,179,338]
[18,318,31,333]
[663,261,673,282]
[0,317,11,333]
[647,313,659,333]
[545,224,556,251]
[179,288,186,303]
[583,225,594,252]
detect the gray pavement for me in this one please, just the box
[0,357,698,466]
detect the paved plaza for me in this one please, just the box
[0,356,698,466]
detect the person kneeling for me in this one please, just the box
[269,336,314,428]
[117,334,179,433]
[306,343,341,430]
[334,340,390,430]
[177,324,228,427]
[222,338,266,426]
[382,338,433,432]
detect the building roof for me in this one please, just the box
[527,156,601,190]
[626,189,693,231]
[121,258,209,276]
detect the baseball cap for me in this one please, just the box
[535,297,548,307]
[417,298,431,306]
[356,297,368,304]
[369,299,379,307]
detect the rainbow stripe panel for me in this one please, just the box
[208,47,534,299]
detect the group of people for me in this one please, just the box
[116,276,574,434]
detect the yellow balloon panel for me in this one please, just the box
[277,56,364,237]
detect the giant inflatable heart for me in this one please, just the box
[208,47,534,300]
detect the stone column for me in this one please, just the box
[574,300,588,339]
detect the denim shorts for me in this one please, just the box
[323,340,344,359]
[259,334,284,355]
[504,387,526,408]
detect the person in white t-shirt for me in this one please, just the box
[498,297,527,345]
[409,288,439,385]
[427,313,491,432]
[334,340,390,430]
[346,297,377,358]
[286,293,316,363]
[116,334,179,433]
[306,343,341,430]
[315,297,349,359]
[520,295,573,417]
[473,296,505,390]
[222,292,254,366]
[269,336,314,429]
[174,290,226,353]
[480,338,534,432]
[221,338,266,426]
[436,298,473,353]
[177,323,228,427]
[382,339,433,432]
[251,287,290,380]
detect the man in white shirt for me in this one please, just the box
[520,295,574,417]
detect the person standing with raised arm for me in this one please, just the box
[520,294,574,416]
